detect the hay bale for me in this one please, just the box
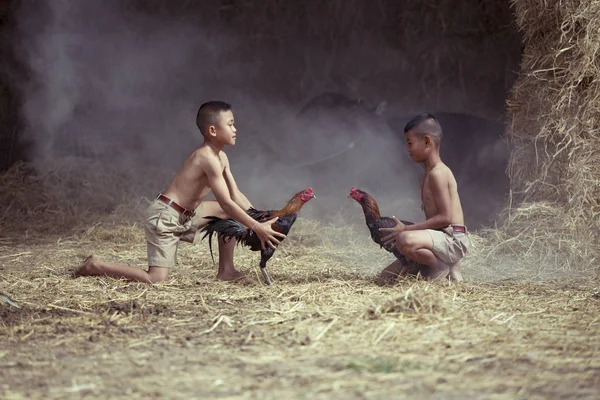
[508,0,600,209]
[504,0,600,265]
[0,158,173,236]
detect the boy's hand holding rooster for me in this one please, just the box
[252,217,284,250]
[380,216,406,247]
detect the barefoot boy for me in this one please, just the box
[74,101,286,283]
[379,113,470,282]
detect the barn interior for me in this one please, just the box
[1,1,599,398]
[0,0,522,231]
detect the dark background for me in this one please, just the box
[0,0,523,228]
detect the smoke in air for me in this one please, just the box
[15,0,459,225]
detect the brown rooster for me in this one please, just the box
[200,188,315,285]
[348,187,422,270]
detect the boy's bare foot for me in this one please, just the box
[379,270,399,285]
[426,263,450,282]
[72,255,103,278]
[379,261,404,285]
[217,269,255,284]
[448,261,463,282]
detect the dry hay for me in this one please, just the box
[0,156,577,282]
[0,2,597,395]
[0,161,598,398]
[0,158,174,237]
[1,212,599,399]
[475,202,600,278]
[505,0,600,266]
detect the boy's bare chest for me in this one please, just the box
[420,174,431,198]
[420,174,436,213]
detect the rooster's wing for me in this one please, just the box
[369,217,413,247]
[246,207,275,222]
[368,217,416,262]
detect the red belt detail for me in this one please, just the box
[156,194,195,218]
[450,225,467,234]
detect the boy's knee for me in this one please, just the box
[397,231,416,253]
[218,236,236,247]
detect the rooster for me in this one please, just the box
[200,188,315,285]
[348,187,419,269]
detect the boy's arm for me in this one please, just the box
[222,153,253,210]
[205,156,284,249]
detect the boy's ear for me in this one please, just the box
[424,135,432,146]
[208,125,217,137]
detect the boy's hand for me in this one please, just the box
[379,216,406,247]
[253,217,286,250]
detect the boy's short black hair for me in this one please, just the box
[196,101,232,135]
[404,113,443,145]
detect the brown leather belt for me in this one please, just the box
[450,224,467,234]
[156,194,195,218]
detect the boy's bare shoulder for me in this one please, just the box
[434,162,456,177]
[190,146,220,166]
[428,163,457,186]
[429,163,449,177]
[218,150,230,165]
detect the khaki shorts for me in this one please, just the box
[144,199,205,268]
[426,225,470,265]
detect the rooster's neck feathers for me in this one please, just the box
[359,195,382,222]
[273,195,305,217]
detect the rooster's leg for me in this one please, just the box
[259,249,275,285]
[260,267,273,285]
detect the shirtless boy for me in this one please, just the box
[379,113,470,282]
[73,101,286,283]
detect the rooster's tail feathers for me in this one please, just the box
[199,216,251,265]
[200,216,248,241]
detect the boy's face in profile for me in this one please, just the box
[212,110,237,146]
[404,130,427,163]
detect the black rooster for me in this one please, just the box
[200,188,315,284]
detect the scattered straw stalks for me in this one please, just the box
[1,210,599,398]
[0,158,598,398]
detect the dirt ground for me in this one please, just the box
[1,218,599,399]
